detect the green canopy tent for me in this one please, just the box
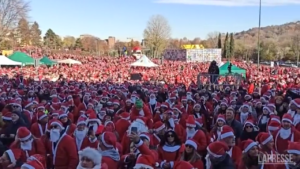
[39,56,57,66]
[8,52,34,65]
[219,61,246,77]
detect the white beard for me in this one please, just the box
[288,109,295,117]
[186,128,196,140]
[149,98,156,105]
[240,112,249,124]
[279,128,292,139]
[139,110,144,116]
[75,128,88,140]
[294,114,300,125]
[261,116,269,124]
[50,129,60,142]
[76,163,101,169]
[20,139,33,150]
[131,97,136,103]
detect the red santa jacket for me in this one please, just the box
[188,129,208,156]
[74,136,99,151]
[30,122,48,138]
[272,127,300,154]
[157,144,185,166]
[130,105,152,122]
[115,119,131,142]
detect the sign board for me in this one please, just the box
[186,48,222,64]
[163,49,187,61]
[34,59,40,67]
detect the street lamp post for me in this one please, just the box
[257,0,262,69]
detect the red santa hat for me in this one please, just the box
[140,133,151,142]
[36,104,45,110]
[134,155,156,169]
[207,141,229,157]
[256,132,273,145]
[268,120,281,132]
[5,149,21,165]
[113,99,120,106]
[17,127,32,141]
[216,114,225,123]
[185,139,198,150]
[153,121,165,132]
[25,154,46,169]
[50,119,65,130]
[243,119,255,128]
[169,93,176,99]
[186,115,196,128]
[282,113,293,124]
[87,113,101,125]
[161,102,169,109]
[193,103,201,109]
[100,132,117,149]
[270,115,281,123]
[58,110,67,119]
[37,111,48,121]
[220,125,234,139]
[135,117,146,125]
[241,139,258,153]
[119,112,130,120]
[220,101,228,107]
[287,141,300,155]
[78,147,102,165]
[76,117,87,126]
[181,96,187,101]
[290,98,300,108]
[23,101,33,109]
[173,161,194,169]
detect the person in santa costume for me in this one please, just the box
[180,139,204,169]
[219,125,242,168]
[273,113,300,154]
[240,119,259,142]
[287,98,300,117]
[205,141,235,169]
[276,141,300,169]
[76,147,108,169]
[257,105,275,132]
[237,139,259,169]
[150,121,166,148]
[255,132,277,169]
[20,154,46,169]
[10,127,46,161]
[157,130,184,168]
[130,100,152,122]
[87,113,102,133]
[30,111,48,138]
[114,112,131,141]
[185,115,208,156]
[73,117,98,150]
[133,154,157,169]
[58,110,76,135]
[210,114,226,143]
[45,119,78,169]
[98,131,120,169]
[148,93,160,115]
[0,149,23,169]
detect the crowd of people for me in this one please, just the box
[0,48,300,169]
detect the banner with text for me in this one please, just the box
[163,49,187,61]
[186,48,221,64]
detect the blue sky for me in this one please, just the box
[29,0,300,41]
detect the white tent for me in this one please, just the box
[57,59,82,65]
[130,55,158,67]
[0,55,22,65]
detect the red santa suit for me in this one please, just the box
[10,127,46,162]
[74,117,98,151]
[130,104,152,122]
[205,141,230,169]
[99,132,120,169]
[46,120,79,169]
[21,154,47,169]
[1,149,22,169]
[220,125,242,168]
[273,114,300,154]
[256,132,278,169]
[133,155,156,169]
[151,121,166,148]
[77,147,108,169]
[185,115,208,155]
[59,111,76,136]
[30,111,48,138]
[157,130,185,168]
[184,139,204,169]
[115,112,131,141]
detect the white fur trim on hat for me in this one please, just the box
[6,150,16,164]
[207,147,222,158]
[287,150,300,155]
[140,134,150,142]
[282,118,293,124]
[262,135,273,145]
[135,118,145,125]
[77,121,87,126]
[186,123,196,128]
[134,164,154,169]
[100,133,113,148]
[291,100,300,108]
[38,114,48,121]
[220,132,234,139]
[193,103,201,109]
[21,163,34,169]
[243,142,258,153]
[155,124,165,132]
[24,102,33,109]
[51,121,65,130]
[37,106,45,110]
[2,116,12,121]
[271,118,281,123]
[78,147,102,165]
[185,140,197,150]
[19,133,32,141]
[217,117,225,122]
[87,118,101,125]
[268,126,279,131]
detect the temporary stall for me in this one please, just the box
[130,55,158,67]
[40,56,57,66]
[219,61,246,77]
[0,55,22,66]
[8,52,34,65]
[57,59,82,65]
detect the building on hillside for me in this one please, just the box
[79,34,95,39]
[105,36,116,49]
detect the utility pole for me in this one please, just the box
[257,0,262,69]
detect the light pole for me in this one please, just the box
[257,0,262,69]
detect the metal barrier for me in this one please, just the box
[197,73,244,90]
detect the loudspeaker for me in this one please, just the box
[130,73,142,80]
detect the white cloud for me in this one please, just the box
[154,0,300,6]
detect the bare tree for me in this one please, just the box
[143,15,171,58]
[206,31,219,48]
[0,0,30,43]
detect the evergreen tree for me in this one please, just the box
[229,33,235,58]
[43,29,60,49]
[223,33,229,58]
[217,33,222,48]
[74,38,83,50]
